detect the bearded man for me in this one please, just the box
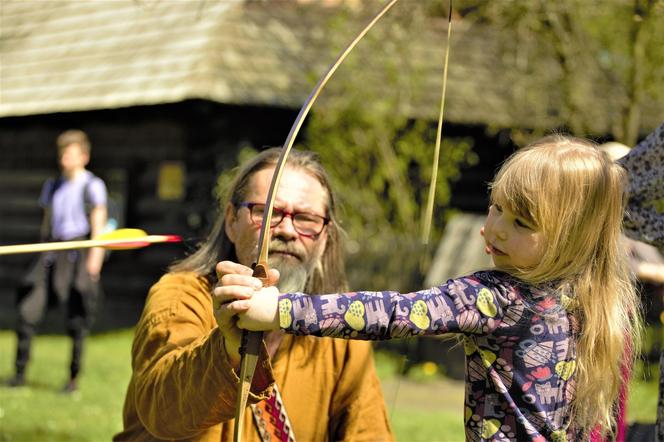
[114,148,393,441]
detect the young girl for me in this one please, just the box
[216,135,642,441]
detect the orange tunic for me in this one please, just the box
[114,272,393,441]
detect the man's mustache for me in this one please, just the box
[267,240,304,261]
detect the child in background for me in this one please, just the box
[216,135,642,441]
[8,129,107,393]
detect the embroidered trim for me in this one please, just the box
[250,383,296,442]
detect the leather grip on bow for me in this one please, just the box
[233,262,269,442]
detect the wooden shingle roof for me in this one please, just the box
[0,1,318,116]
[1,1,661,133]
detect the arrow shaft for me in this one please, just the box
[0,235,177,256]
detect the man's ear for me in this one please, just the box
[224,202,237,243]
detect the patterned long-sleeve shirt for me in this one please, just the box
[279,270,578,442]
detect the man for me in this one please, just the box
[8,129,108,392]
[114,148,393,441]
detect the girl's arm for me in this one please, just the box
[216,261,520,339]
[276,281,511,339]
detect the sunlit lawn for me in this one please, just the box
[0,330,658,441]
[0,331,132,441]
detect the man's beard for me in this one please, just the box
[268,239,317,293]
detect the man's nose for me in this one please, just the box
[272,214,298,239]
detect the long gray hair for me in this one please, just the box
[170,148,348,294]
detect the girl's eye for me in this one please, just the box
[494,204,503,212]
[515,218,531,229]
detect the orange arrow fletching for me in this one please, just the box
[103,235,182,250]
[104,241,152,250]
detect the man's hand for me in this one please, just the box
[213,261,280,366]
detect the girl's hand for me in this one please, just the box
[235,286,280,331]
[213,261,281,333]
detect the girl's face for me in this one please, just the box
[481,203,545,271]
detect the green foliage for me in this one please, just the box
[458,0,664,144]
[300,4,477,289]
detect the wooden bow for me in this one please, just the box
[232,1,400,440]
[233,0,453,439]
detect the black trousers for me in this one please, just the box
[14,246,101,380]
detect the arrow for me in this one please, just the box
[0,228,182,256]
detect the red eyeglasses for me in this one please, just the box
[238,202,329,238]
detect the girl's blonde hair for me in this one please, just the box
[490,135,642,437]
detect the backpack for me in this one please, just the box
[47,172,124,235]
[83,173,124,234]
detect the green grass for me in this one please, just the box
[390,410,464,441]
[0,330,133,442]
[375,350,466,441]
[0,330,658,441]
[627,359,659,424]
